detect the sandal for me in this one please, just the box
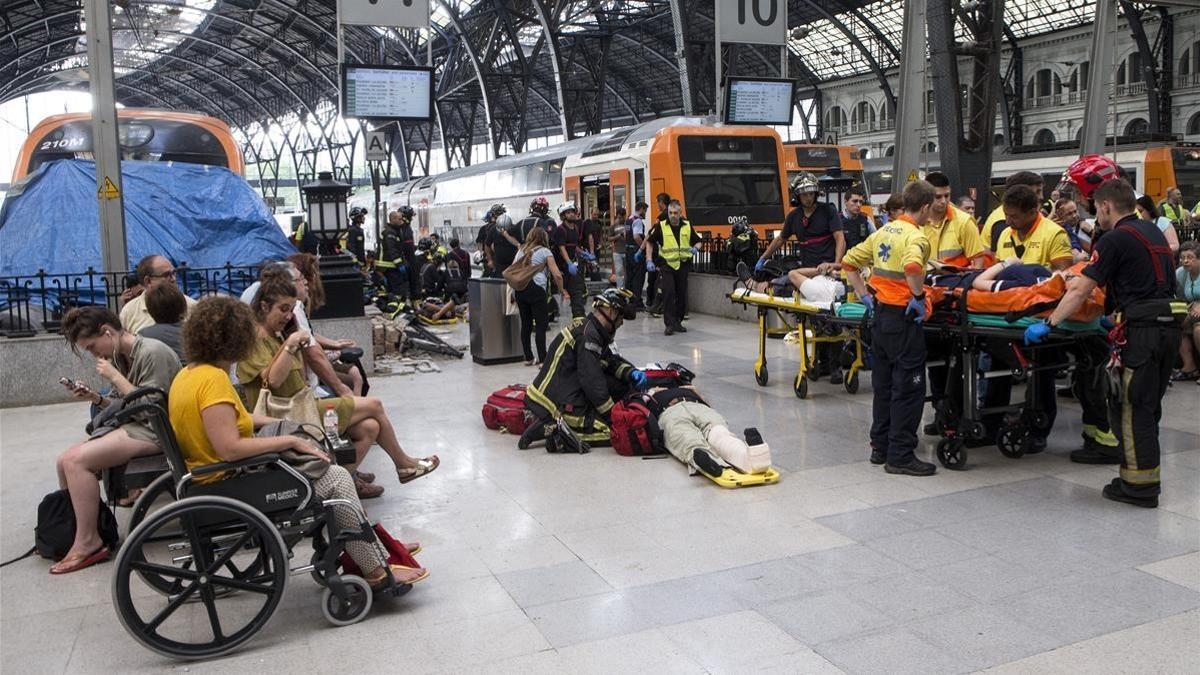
[49,546,110,575]
[407,542,422,556]
[355,476,385,499]
[366,564,429,590]
[355,469,376,484]
[116,488,143,508]
[1171,370,1198,382]
[397,456,440,484]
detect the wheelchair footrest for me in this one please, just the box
[334,524,375,544]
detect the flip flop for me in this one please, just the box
[406,543,422,556]
[397,455,440,484]
[389,564,429,585]
[49,546,110,575]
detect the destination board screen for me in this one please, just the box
[724,77,795,125]
[342,64,434,121]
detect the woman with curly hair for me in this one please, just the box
[238,276,438,498]
[169,296,427,587]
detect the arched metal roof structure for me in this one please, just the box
[0,0,1110,188]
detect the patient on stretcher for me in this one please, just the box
[735,261,845,306]
[931,257,1077,291]
[630,384,773,481]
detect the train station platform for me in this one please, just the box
[2,313,1198,674]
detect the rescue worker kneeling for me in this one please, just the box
[518,289,646,450]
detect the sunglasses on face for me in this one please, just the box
[149,270,176,279]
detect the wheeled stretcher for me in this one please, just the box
[728,288,866,399]
[835,278,1107,470]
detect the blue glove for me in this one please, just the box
[634,250,645,263]
[1024,320,1052,345]
[904,296,927,322]
[629,369,648,390]
[754,258,766,272]
[688,246,700,256]
[646,260,657,273]
[579,251,596,263]
[1099,316,1116,331]
[860,294,875,314]
[567,262,578,276]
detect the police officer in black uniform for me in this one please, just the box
[344,207,367,264]
[1027,175,1181,508]
[839,189,873,251]
[517,289,647,451]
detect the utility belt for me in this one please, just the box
[1117,298,1185,328]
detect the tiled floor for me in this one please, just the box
[2,312,1198,674]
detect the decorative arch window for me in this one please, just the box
[851,101,876,132]
[1188,112,1200,135]
[825,106,848,133]
[993,133,1006,147]
[859,147,871,160]
[1117,52,1144,87]
[925,141,937,153]
[879,99,893,127]
[885,145,895,157]
[1033,128,1056,145]
[1124,118,1149,136]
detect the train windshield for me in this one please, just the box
[678,136,783,226]
[1172,148,1200,206]
[27,118,232,175]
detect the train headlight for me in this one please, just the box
[118,123,154,148]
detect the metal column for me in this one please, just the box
[714,5,723,120]
[891,0,927,193]
[83,0,128,274]
[1081,0,1117,155]
[669,0,694,115]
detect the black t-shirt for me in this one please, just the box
[398,222,417,257]
[781,202,842,267]
[648,220,693,267]
[475,223,490,246]
[840,212,871,251]
[1082,214,1176,312]
[488,221,519,270]
[551,222,582,269]
[514,215,556,244]
[581,218,603,252]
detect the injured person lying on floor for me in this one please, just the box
[630,384,777,487]
[735,260,845,306]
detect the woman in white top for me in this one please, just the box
[512,227,564,365]
[1136,195,1180,254]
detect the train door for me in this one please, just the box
[580,174,610,221]
[565,175,581,207]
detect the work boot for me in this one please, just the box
[1102,479,1158,508]
[885,457,937,476]
[923,422,942,437]
[1070,437,1122,465]
[870,446,886,465]
[743,428,764,446]
[830,368,844,385]
[675,324,688,333]
[664,326,675,336]
[692,448,725,478]
[517,421,551,450]
[736,262,751,283]
[1027,436,1047,455]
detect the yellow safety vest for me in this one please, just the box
[658,219,693,270]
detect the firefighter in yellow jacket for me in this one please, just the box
[841,180,937,476]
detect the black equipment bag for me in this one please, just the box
[34,489,120,561]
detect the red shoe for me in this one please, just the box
[49,546,110,575]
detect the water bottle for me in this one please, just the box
[323,405,340,445]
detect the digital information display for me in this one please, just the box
[724,77,796,126]
[342,64,434,122]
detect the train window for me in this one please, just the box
[634,168,645,206]
[681,166,783,225]
[1172,149,1200,203]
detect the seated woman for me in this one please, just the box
[1174,241,1200,383]
[52,307,182,574]
[138,282,188,360]
[170,296,426,588]
[239,276,439,499]
[630,384,771,479]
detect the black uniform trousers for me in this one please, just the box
[646,269,661,307]
[404,254,421,298]
[981,342,1061,440]
[658,263,689,329]
[1110,320,1179,498]
[624,250,646,306]
[870,306,927,464]
[1070,336,1113,433]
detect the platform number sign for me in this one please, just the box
[719,0,787,45]
[337,0,430,28]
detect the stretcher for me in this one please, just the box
[706,466,781,489]
[837,274,1108,471]
[729,288,865,399]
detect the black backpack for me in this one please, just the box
[35,489,120,561]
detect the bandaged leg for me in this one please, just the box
[707,425,772,474]
[659,402,729,476]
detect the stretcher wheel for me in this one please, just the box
[967,421,989,441]
[321,575,373,627]
[1030,411,1051,431]
[754,364,769,386]
[794,376,808,399]
[936,438,968,470]
[997,424,1030,459]
[844,370,860,394]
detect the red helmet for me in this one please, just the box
[1062,154,1121,199]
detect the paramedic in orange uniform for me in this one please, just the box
[842,180,937,477]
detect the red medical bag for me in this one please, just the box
[482,385,532,434]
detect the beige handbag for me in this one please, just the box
[252,383,322,428]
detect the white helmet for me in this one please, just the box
[557,201,578,216]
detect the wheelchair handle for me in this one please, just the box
[337,347,364,364]
[91,386,169,430]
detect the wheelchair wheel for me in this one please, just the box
[936,438,968,471]
[112,496,289,660]
[321,576,373,627]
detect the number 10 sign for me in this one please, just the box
[718,0,787,46]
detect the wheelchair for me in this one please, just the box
[106,387,410,660]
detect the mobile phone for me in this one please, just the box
[59,377,75,388]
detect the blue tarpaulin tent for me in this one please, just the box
[0,159,294,278]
